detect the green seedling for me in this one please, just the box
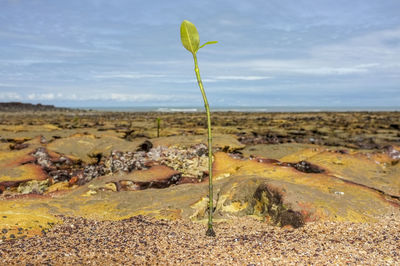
[180,20,217,237]
[156,117,161,138]
[72,116,80,127]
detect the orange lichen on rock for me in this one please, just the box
[123,165,180,183]
[0,148,47,183]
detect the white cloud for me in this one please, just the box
[231,59,370,76]
[0,92,21,100]
[89,92,196,103]
[16,44,95,54]
[27,93,56,100]
[93,72,166,79]
[212,75,272,81]
[0,91,185,103]
[0,59,65,66]
[0,82,22,87]
[170,75,272,83]
[108,93,173,102]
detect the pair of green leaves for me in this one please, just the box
[180,20,217,55]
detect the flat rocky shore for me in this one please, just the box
[1,109,399,149]
[1,214,399,265]
[0,108,399,265]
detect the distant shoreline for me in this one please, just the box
[0,102,79,112]
[83,106,400,113]
[0,102,398,113]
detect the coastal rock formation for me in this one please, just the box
[1,143,399,240]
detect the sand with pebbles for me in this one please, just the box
[1,214,399,265]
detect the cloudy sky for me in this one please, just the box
[1,0,399,108]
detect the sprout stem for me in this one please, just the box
[157,117,160,138]
[193,54,215,237]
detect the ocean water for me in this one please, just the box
[85,106,400,113]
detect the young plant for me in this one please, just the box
[156,117,161,138]
[180,20,217,237]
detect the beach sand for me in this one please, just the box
[1,214,399,265]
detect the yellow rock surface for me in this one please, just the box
[0,124,59,133]
[241,143,316,160]
[305,150,400,197]
[0,199,61,239]
[212,152,399,223]
[46,181,71,193]
[0,145,399,240]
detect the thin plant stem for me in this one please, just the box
[157,118,160,138]
[193,54,215,237]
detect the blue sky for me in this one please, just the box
[0,0,399,108]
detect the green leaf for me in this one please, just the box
[180,20,200,54]
[199,41,218,49]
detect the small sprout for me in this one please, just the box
[180,20,217,237]
[156,117,161,138]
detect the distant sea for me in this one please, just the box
[83,106,400,113]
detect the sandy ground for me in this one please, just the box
[1,214,399,265]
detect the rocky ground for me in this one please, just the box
[0,108,399,264]
[1,110,399,149]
